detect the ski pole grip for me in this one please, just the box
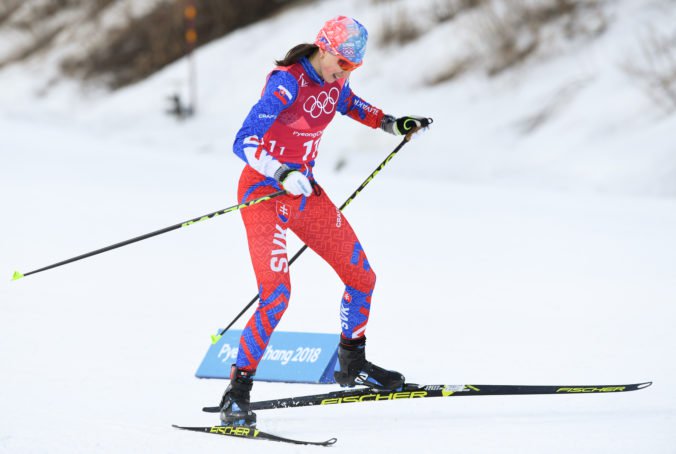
[404,117,434,142]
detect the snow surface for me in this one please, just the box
[1,0,676,452]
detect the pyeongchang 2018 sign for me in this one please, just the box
[196,330,339,384]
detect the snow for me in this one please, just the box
[1,0,676,452]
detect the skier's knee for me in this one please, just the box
[258,282,291,311]
[345,268,375,294]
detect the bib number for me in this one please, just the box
[302,138,321,162]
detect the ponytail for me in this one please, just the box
[275,43,318,66]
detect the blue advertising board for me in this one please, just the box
[196,330,339,384]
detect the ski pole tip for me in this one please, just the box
[210,334,222,345]
[12,271,24,281]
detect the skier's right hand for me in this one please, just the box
[275,165,313,197]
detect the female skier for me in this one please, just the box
[220,16,432,427]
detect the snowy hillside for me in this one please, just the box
[2,0,676,196]
[2,0,676,453]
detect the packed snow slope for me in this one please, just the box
[1,0,675,453]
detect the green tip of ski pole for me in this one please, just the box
[210,334,223,345]
[12,271,24,281]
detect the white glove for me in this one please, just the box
[274,165,313,197]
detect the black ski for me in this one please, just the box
[172,424,337,446]
[202,381,652,413]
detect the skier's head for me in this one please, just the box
[314,16,368,71]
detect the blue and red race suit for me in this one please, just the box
[232,57,384,372]
[233,56,384,177]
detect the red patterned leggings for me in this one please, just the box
[235,166,376,372]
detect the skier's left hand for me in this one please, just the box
[381,115,433,136]
[274,164,313,197]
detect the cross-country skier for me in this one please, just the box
[220,15,432,427]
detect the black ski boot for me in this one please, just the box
[333,336,405,391]
[219,365,256,427]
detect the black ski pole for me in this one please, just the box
[210,124,430,344]
[12,190,287,281]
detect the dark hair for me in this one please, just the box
[275,43,318,66]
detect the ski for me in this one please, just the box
[172,424,337,446]
[202,381,652,413]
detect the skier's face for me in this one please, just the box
[317,50,357,82]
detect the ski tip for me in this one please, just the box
[210,334,222,345]
[637,381,653,389]
[326,438,338,445]
[11,271,24,281]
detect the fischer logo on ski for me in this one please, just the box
[209,425,260,437]
[556,386,627,393]
[321,390,429,405]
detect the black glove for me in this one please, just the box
[381,115,433,136]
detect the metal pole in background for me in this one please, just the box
[183,1,198,115]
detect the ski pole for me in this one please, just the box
[210,124,430,344]
[12,190,287,281]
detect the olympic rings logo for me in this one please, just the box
[303,87,340,119]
